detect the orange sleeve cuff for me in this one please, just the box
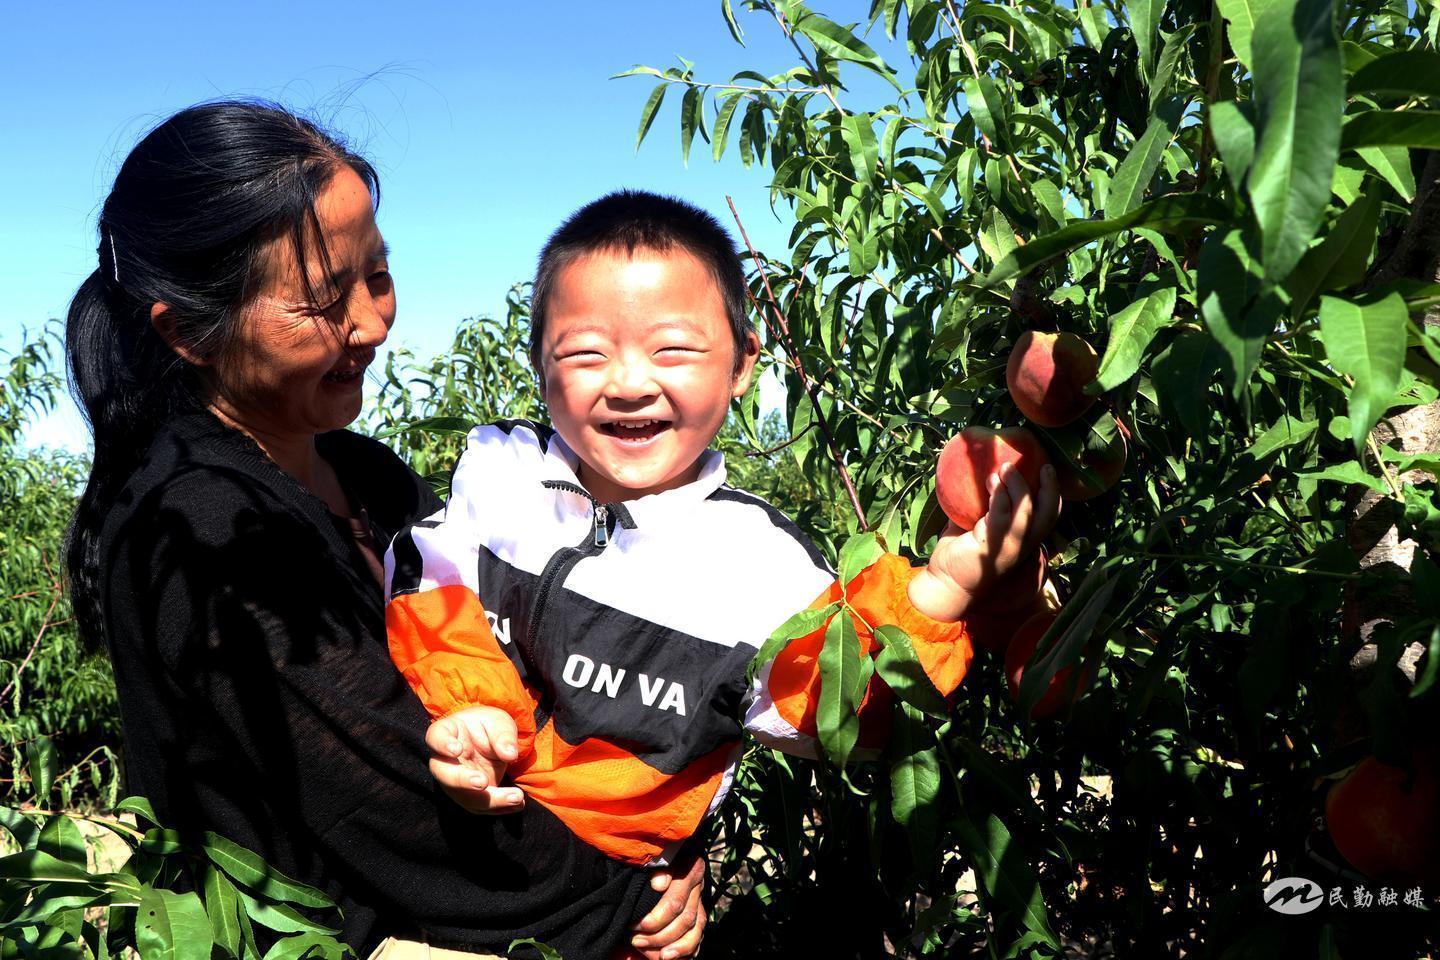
[386,585,538,753]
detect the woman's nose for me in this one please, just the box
[347,284,394,350]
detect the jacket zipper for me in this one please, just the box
[527,483,634,722]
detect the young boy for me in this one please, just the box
[383,191,1058,960]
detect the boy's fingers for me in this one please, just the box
[633,881,705,958]
[424,717,465,760]
[457,707,520,762]
[430,759,525,815]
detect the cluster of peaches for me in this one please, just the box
[932,330,1124,720]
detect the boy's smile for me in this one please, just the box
[540,246,758,505]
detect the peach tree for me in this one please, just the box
[626,0,1440,956]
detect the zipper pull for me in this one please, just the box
[594,505,609,547]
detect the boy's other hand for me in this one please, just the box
[910,461,1061,621]
[425,706,526,815]
[630,846,706,959]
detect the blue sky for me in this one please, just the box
[2,1,896,450]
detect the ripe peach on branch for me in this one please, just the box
[1006,331,1100,428]
[935,426,1049,531]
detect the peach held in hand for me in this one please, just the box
[1004,611,1094,720]
[935,426,1049,531]
[1006,331,1100,428]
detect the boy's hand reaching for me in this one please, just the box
[425,706,526,815]
[909,461,1061,622]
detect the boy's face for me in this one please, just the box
[539,246,758,504]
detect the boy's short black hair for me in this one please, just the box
[529,189,755,371]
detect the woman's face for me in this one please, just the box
[207,166,394,440]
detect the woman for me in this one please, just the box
[65,100,703,960]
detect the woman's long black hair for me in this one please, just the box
[65,100,379,649]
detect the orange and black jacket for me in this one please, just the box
[384,420,974,871]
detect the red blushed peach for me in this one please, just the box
[936,426,1049,530]
[1006,331,1100,428]
[1004,611,1094,719]
[971,546,1048,615]
[968,578,1060,653]
[1325,747,1440,884]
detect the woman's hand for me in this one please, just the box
[909,461,1061,621]
[629,846,706,959]
[424,706,526,814]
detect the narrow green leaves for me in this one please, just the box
[873,625,949,716]
[202,833,332,908]
[1198,226,1284,395]
[1105,96,1186,219]
[962,76,1008,153]
[1285,190,1383,318]
[1341,111,1440,150]
[1130,0,1165,79]
[817,613,868,767]
[134,888,215,960]
[1348,50,1440,97]
[1093,289,1179,392]
[955,811,1060,947]
[889,702,940,864]
[837,531,884,586]
[840,113,880,187]
[1247,0,1343,283]
[1215,0,1277,68]
[1317,293,1409,457]
[1209,100,1256,192]
[634,84,667,154]
[749,601,843,681]
[792,12,903,93]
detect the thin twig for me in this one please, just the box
[0,579,63,701]
[746,422,817,458]
[645,74,831,98]
[771,6,848,117]
[728,196,870,529]
[929,226,977,274]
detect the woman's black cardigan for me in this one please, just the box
[97,412,659,957]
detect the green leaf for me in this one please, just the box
[1411,625,1440,698]
[0,807,41,851]
[233,886,341,936]
[1198,226,1284,394]
[711,94,742,163]
[201,864,243,960]
[962,75,1008,153]
[37,817,86,867]
[1285,190,1384,318]
[1215,0,1277,67]
[508,937,565,960]
[634,83,667,154]
[889,702,940,863]
[202,833,333,908]
[1296,461,1390,492]
[115,796,160,826]
[792,12,903,93]
[748,602,843,681]
[1092,288,1177,392]
[1317,293,1409,457]
[1348,50,1440,97]
[135,888,215,960]
[260,932,348,960]
[26,737,57,802]
[1247,0,1343,283]
[1130,0,1165,79]
[1105,97,1186,219]
[872,625,950,716]
[680,86,703,166]
[1356,145,1416,201]
[840,113,880,186]
[1209,100,1256,193]
[837,531,884,586]
[0,849,95,883]
[721,0,746,46]
[1151,25,1198,109]
[371,415,475,441]
[954,811,1060,946]
[1016,565,1120,718]
[816,614,865,767]
[1341,110,1440,150]
[941,194,1228,342]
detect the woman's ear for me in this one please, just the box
[730,329,761,399]
[150,303,209,367]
